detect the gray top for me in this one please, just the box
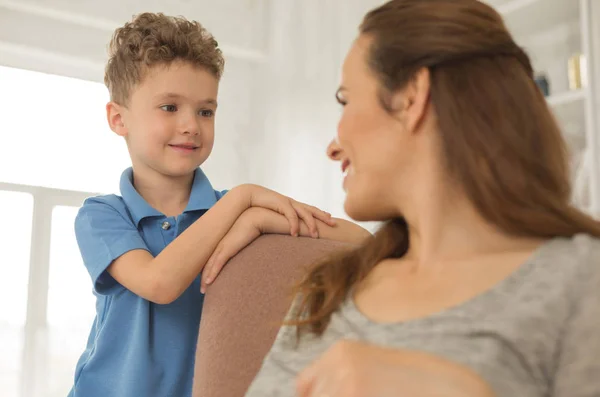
[245,234,600,397]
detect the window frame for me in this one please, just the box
[0,182,94,397]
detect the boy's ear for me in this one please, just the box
[106,101,128,137]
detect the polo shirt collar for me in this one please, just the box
[120,167,218,226]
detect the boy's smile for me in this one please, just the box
[169,142,201,154]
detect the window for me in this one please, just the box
[0,65,117,397]
[46,206,96,396]
[0,191,33,397]
[0,186,94,397]
[0,65,130,195]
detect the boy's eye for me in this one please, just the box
[160,104,177,112]
[200,109,215,117]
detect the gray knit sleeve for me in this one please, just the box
[244,297,307,397]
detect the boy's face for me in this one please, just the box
[107,61,219,178]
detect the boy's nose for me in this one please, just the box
[180,116,200,136]
[182,128,199,136]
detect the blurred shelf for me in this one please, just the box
[490,0,580,38]
[486,0,599,215]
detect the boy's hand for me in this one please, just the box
[200,204,338,293]
[200,207,263,293]
[241,184,335,238]
[200,206,370,293]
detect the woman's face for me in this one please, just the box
[328,36,431,222]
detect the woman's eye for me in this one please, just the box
[200,109,215,117]
[160,104,177,112]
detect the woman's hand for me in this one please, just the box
[296,340,495,397]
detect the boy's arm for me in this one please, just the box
[80,185,333,304]
[260,209,371,244]
[201,207,371,290]
[104,186,249,304]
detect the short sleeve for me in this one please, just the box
[552,246,600,397]
[215,189,229,200]
[74,197,150,295]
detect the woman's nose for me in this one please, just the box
[326,138,342,161]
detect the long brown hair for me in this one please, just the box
[288,0,600,338]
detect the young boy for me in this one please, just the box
[68,12,369,397]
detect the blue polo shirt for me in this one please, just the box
[68,167,228,397]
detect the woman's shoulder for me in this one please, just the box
[531,233,600,297]
[540,233,600,272]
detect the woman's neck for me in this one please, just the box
[395,175,541,269]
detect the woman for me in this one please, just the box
[244,0,600,396]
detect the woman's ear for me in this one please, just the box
[106,101,128,137]
[392,67,431,134]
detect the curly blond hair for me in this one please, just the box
[104,12,225,105]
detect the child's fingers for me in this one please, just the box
[297,202,335,227]
[204,241,238,288]
[200,272,210,294]
[279,200,300,236]
[292,201,319,238]
[201,249,219,293]
[324,212,336,226]
[205,254,226,287]
[312,207,336,226]
[248,187,300,236]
